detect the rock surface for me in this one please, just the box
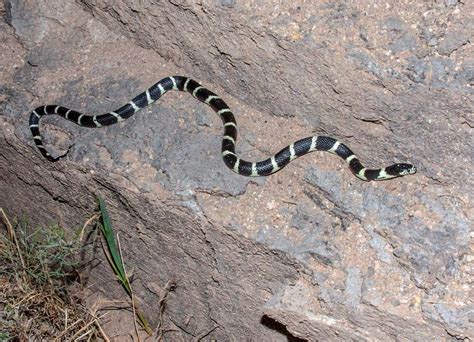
[1,0,472,340]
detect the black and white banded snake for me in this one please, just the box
[29,76,416,181]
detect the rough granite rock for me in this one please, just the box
[1,0,472,340]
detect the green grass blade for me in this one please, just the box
[96,195,152,335]
[97,195,130,295]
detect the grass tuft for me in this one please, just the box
[0,208,105,340]
[1,195,174,340]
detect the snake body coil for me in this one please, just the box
[29,76,416,181]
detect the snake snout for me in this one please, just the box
[399,163,417,175]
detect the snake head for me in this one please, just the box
[387,163,417,176]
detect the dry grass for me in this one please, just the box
[0,208,107,341]
[0,198,177,341]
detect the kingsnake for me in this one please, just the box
[29,76,416,181]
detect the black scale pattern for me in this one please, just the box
[275,147,291,168]
[255,159,274,176]
[293,137,313,156]
[238,160,253,176]
[223,153,237,169]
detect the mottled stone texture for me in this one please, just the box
[0,0,472,340]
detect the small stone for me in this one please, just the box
[444,0,458,6]
[220,0,236,8]
[437,31,468,56]
[428,37,438,46]
[455,61,474,86]
[290,206,319,230]
[359,28,369,42]
[344,267,362,307]
[385,17,404,34]
[389,32,418,54]
[407,56,427,83]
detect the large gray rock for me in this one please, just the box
[1,0,472,340]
